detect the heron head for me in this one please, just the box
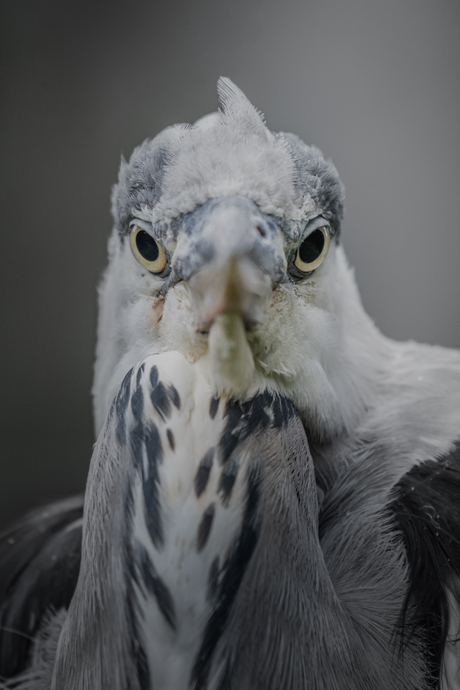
[94,79,372,441]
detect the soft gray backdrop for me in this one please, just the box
[1,0,459,528]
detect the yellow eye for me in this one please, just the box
[129,226,167,274]
[294,226,330,273]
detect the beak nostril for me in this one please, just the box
[256,224,266,238]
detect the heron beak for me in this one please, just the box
[169,196,286,396]
[188,255,272,334]
[171,196,285,335]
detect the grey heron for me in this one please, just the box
[1,78,460,689]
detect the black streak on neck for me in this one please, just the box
[197,504,216,552]
[190,465,262,690]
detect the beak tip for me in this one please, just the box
[190,257,271,334]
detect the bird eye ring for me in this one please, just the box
[129,226,168,274]
[294,226,330,273]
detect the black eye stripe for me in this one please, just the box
[298,228,325,264]
[135,231,160,262]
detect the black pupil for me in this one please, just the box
[298,228,325,264]
[136,230,159,262]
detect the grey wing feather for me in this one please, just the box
[0,496,83,680]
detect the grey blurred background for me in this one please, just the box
[1,0,459,529]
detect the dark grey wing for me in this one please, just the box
[0,495,83,680]
[389,442,460,688]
